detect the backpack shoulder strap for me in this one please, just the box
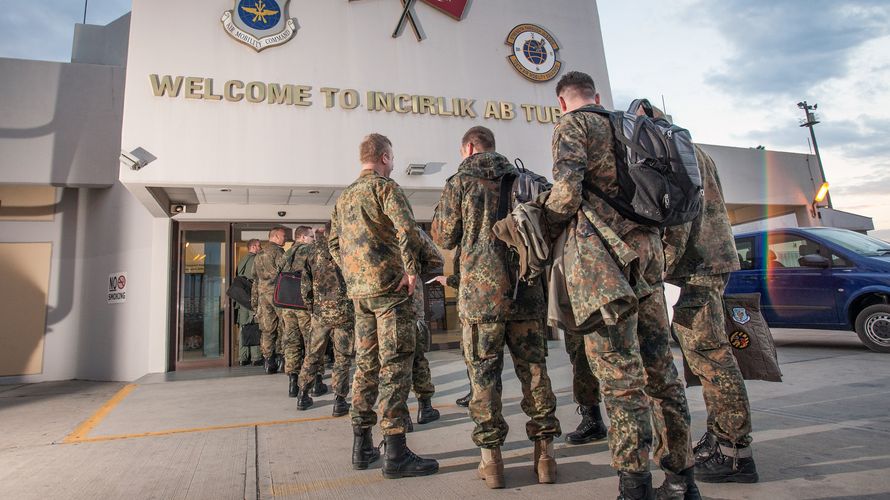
[497,173,517,220]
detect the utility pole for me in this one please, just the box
[798,100,832,208]
[83,0,89,24]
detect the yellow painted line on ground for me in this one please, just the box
[63,383,137,444]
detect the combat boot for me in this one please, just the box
[455,392,471,408]
[332,395,350,417]
[695,442,759,483]
[533,438,557,484]
[617,471,654,500]
[404,415,414,433]
[352,426,380,470]
[275,354,285,373]
[295,386,313,411]
[655,467,701,500]
[382,434,439,479]
[264,356,278,374]
[565,405,608,444]
[477,447,505,489]
[693,432,717,463]
[288,373,299,398]
[310,373,328,397]
[416,397,440,424]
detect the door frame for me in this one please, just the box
[170,222,233,371]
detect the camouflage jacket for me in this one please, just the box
[329,170,422,299]
[301,238,353,327]
[544,104,644,238]
[284,242,313,273]
[432,152,546,323]
[663,146,740,281]
[251,242,286,308]
[235,252,257,325]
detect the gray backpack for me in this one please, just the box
[578,99,703,227]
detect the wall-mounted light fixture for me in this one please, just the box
[406,163,427,176]
[120,147,157,171]
[810,181,830,218]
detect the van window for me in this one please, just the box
[736,237,755,270]
[766,233,823,269]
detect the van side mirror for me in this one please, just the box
[799,254,830,268]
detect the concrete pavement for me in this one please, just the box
[1,328,888,499]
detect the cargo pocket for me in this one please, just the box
[506,320,547,364]
[470,323,505,362]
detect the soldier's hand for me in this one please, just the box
[397,273,417,296]
[429,276,448,287]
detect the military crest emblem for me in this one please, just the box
[506,24,561,82]
[731,307,752,325]
[221,0,298,52]
[729,331,751,350]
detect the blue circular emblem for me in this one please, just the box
[523,39,548,66]
[238,0,282,31]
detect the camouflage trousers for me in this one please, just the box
[584,228,692,474]
[256,296,284,360]
[282,309,312,375]
[672,273,753,447]
[564,331,601,407]
[412,320,435,400]
[300,320,355,397]
[462,319,561,448]
[351,294,415,436]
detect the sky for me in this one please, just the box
[1,0,888,237]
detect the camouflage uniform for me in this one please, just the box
[236,251,261,363]
[410,281,435,399]
[251,242,288,361]
[432,151,561,449]
[544,106,692,474]
[663,146,752,448]
[300,237,355,397]
[330,169,422,436]
[282,243,314,375]
[564,332,601,407]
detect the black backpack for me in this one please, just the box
[496,159,552,220]
[226,276,253,310]
[577,99,702,227]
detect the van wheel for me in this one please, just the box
[855,304,890,353]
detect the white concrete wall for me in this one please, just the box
[120,0,612,203]
[0,58,124,188]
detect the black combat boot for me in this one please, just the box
[264,356,278,375]
[332,395,350,417]
[416,398,440,424]
[655,467,701,500]
[288,373,299,398]
[693,432,717,463]
[276,354,285,373]
[352,426,381,470]
[565,405,608,444]
[455,392,471,408]
[405,415,414,433]
[382,434,439,479]
[310,373,328,397]
[295,386,313,411]
[617,471,654,500]
[695,442,759,483]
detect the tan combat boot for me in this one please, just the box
[533,438,557,484]
[477,448,505,489]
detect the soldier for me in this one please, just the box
[662,143,758,484]
[430,250,472,408]
[432,126,561,490]
[329,133,438,478]
[563,332,608,444]
[283,226,317,399]
[544,72,697,499]
[236,239,262,366]
[297,222,354,417]
[251,227,290,375]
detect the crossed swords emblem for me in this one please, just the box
[349,0,462,41]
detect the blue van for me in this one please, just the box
[726,227,890,352]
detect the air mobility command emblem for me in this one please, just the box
[222,0,298,52]
[731,307,752,325]
[506,24,561,82]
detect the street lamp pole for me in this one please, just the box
[798,100,831,208]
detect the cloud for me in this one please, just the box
[745,115,890,159]
[832,169,890,197]
[697,0,890,97]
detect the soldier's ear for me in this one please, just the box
[594,93,601,105]
[558,96,568,113]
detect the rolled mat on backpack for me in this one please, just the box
[681,292,783,387]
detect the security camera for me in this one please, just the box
[277,211,287,217]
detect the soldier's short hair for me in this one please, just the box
[269,226,289,240]
[294,225,313,239]
[324,221,332,234]
[556,71,597,99]
[461,126,496,152]
[247,238,261,250]
[360,133,393,164]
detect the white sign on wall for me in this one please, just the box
[107,272,128,304]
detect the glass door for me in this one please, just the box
[173,223,231,369]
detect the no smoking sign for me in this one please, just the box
[108,272,128,304]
